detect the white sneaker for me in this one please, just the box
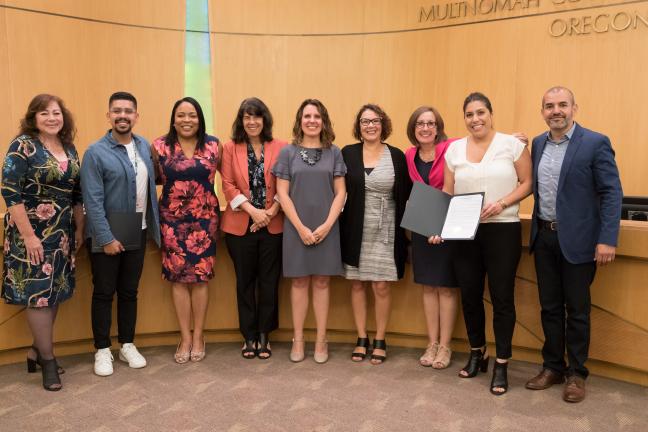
[119,343,147,368]
[94,348,114,376]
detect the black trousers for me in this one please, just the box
[225,228,282,340]
[87,230,147,349]
[454,222,521,359]
[534,227,596,378]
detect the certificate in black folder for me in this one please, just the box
[91,212,143,253]
[400,182,484,240]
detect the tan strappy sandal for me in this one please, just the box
[419,342,439,367]
[432,345,452,369]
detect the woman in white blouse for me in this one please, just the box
[438,92,532,395]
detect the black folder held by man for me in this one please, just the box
[400,182,483,240]
[91,212,143,253]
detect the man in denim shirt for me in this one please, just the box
[81,92,161,377]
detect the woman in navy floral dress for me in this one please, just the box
[1,94,84,391]
[152,97,220,364]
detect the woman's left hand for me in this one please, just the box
[312,223,332,244]
[480,201,505,220]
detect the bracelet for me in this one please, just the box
[498,200,508,209]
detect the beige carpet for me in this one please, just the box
[1,343,646,431]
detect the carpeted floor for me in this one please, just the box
[1,343,646,431]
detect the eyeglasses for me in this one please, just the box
[359,118,382,127]
[110,108,136,115]
[415,121,437,129]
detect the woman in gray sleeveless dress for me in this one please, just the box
[272,99,346,364]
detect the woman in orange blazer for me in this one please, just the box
[221,97,287,359]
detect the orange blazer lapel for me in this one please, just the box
[264,140,276,181]
[234,142,250,190]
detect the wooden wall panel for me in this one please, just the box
[0,2,185,145]
[209,0,648,204]
[0,4,186,215]
[4,0,184,29]
[0,2,16,202]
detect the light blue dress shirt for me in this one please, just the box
[537,122,576,221]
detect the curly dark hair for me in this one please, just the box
[406,106,447,147]
[291,99,335,148]
[19,94,76,148]
[352,103,392,142]
[230,97,274,144]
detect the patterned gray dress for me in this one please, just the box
[344,147,397,281]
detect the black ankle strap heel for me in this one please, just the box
[39,357,62,391]
[27,346,65,374]
[459,347,489,378]
[490,361,509,396]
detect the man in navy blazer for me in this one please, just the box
[525,87,622,403]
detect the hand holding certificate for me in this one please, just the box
[400,182,484,240]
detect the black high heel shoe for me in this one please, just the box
[38,356,62,391]
[458,347,489,378]
[351,336,370,362]
[371,339,387,365]
[27,346,64,374]
[257,333,272,360]
[490,361,509,396]
[27,357,38,373]
[241,339,257,359]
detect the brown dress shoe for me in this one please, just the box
[563,375,586,403]
[525,368,565,390]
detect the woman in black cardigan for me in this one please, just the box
[340,104,412,364]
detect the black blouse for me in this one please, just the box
[414,150,433,185]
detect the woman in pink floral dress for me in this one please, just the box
[152,97,220,364]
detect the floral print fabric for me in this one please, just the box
[247,143,266,209]
[1,135,82,307]
[153,136,220,283]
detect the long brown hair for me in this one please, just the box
[19,94,76,148]
[291,99,335,148]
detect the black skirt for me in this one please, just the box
[411,232,457,287]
